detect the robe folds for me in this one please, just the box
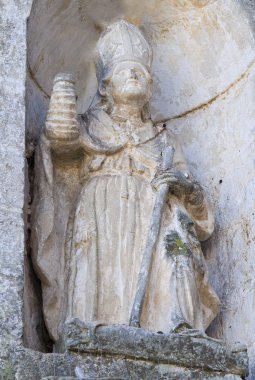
[32,108,220,341]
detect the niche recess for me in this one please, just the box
[25,0,253,352]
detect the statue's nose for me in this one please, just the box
[130,69,138,80]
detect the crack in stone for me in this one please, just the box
[156,58,255,123]
[28,65,50,99]
[28,58,255,121]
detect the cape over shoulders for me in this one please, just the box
[79,108,171,148]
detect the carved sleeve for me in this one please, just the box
[78,115,125,155]
[184,183,214,241]
[170,132,214,241]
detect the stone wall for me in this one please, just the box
[0,0,32,349]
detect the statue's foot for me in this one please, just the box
[170,323,223,341]
[170,320,206,337]
[178,328,206,337]
[171,321,193,333]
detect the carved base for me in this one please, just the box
[4,342,247,380]
[52,318,248,379]
[3,320,247,379]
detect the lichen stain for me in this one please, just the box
[165,231,191,258]
[241,216,251,245]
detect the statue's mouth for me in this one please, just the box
[126,79,139,85]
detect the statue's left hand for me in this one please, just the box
[152,169,194,196]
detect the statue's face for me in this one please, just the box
[106,61,152,106]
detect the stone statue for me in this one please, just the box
[32,20,220,342]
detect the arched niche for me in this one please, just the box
[27,0,254,139]
[26,1,255,370]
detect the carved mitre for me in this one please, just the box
[95,20,152,82]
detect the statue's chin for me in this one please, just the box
[119,86,148,104]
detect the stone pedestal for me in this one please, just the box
[42,378,76,380]
[5,347,246,380]
[50,319,248,380]
[0,320,248,379]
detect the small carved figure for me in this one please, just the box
[32,20,220,342]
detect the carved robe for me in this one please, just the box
[32,107,220,341]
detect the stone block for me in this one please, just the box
[53,320,248,379]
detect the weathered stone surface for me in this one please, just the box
[0,325,246,379]
[0,0,33,348]
[55,320,248,378]
[2,342,244,380]
[42,378,76,380]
